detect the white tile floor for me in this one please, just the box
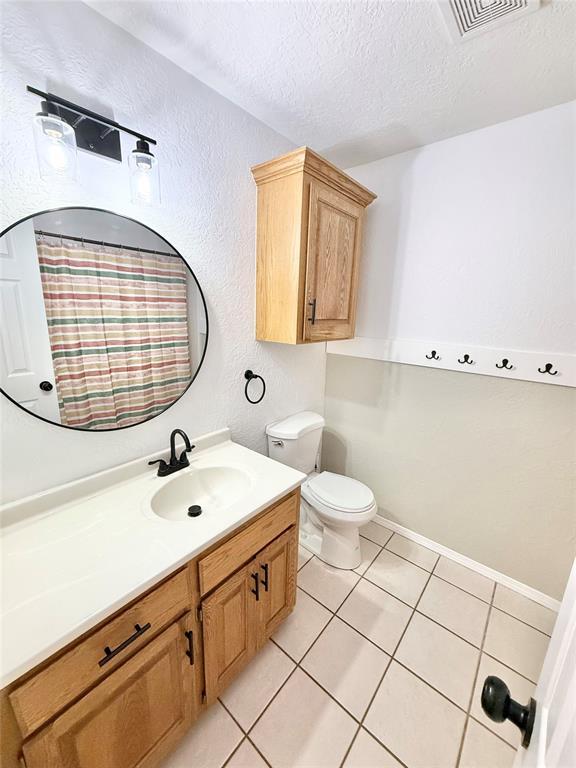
[162,528,556,768]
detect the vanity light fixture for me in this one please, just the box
[27,86,160,204]
[129,138,161,205]
[32,99,78,181]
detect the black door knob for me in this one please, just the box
[481,676,536,748]
[39,381,54,392]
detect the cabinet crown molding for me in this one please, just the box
[251,146,377,207]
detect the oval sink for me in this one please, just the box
[150,466,252,521]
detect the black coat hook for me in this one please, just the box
[496,358,513,370]
[426,350,440,360]
[538,363,558,376]
[244,369,266,403]
[458,354,474,365]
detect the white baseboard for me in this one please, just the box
[373,513,561,612]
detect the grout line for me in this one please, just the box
[489,605,554,638]
[221,737,247,768]
[354,536,385,575]
[246,734,275,767]
[429,573,493,605]
[244,665,299,739]
[455,580,497,768]
[429,558,495,604]
[378,544,435,575]
[350,567,437,768]
[457,719,472,768]
[359,528,394,548]
[359,572,427,611]
[480,651,539,686]
[217,698,253,740]
[390,657,472,715]
[338,724,362,768]
[467,713,521,750]
[222,736,246,768]
[413,606,487,650]
[384,533,441,573]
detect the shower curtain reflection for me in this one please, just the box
[37,235,192,429]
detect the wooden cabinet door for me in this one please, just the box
[201,563,258,704]
[22,615,198,768]
[256,527,298,643]
[304,180,364,342]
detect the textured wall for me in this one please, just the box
[324,355,576,600]
[0,1,326,504]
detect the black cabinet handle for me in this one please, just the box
[184,630,194,665]
[250,572,260,601]
[98,622,151,667]
[39,380,53,392]
[481,676,536,748]
[308,298,317,324]
[260,563,269,591]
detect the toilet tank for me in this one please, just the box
[266,411,325,474]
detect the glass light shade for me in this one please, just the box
[33,112,77,181]
[129,149,160,205]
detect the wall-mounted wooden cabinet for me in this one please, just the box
[251,147,376,344]
[2,490,300,768]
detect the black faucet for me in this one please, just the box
[149,429,195,477]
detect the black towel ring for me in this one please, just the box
[244,370,266,404]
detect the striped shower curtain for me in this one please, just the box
[36,235,192,429]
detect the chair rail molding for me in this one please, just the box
[326,337,576,388]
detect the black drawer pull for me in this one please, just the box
[184,630,194,665]
[260,563,269,591]
[98,622,151,667]
[250,571,260,601]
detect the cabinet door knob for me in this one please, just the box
[39,380,54,392]
[481,676,536,748]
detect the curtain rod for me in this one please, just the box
[34,230,177,258]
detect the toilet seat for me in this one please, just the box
[303,471,376,515]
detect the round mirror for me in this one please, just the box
[0,207,208,431]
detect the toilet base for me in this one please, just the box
[299,503,362,570]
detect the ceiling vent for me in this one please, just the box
[439,0,541,41]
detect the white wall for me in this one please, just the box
[324,355,576,600]
[0,1,326,504]
[349,102,575,353]
[323,104,576,599]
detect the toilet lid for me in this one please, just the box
[306,472,375,513]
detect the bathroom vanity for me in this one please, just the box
[0,431,303,768]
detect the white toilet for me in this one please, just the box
[266,411,377,569]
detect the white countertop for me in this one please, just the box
[0,429,304,689]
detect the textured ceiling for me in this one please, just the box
[87,0,576,166]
